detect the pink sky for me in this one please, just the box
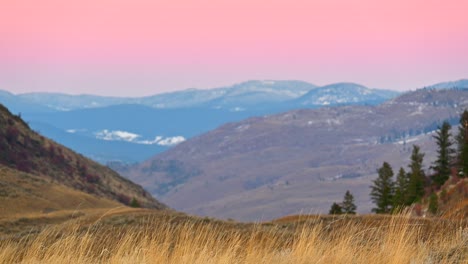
[1,0,467,96]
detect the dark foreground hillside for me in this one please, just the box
[0,104,166,210]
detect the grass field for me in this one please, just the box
[0,209,466,264]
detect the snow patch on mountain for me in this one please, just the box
[94,129,185,146]
[96,130,140,142]
[138,136,186,146]
[157,136,186,146]
[137,136,163,145]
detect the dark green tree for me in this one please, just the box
[457,109,468,178]
[341,190,357,214]
[370,162,394,214]
[329,202,343,215]
[432,121,453,187]
[130,197,141,208]
[406,145,426,204]
[393,167,409,209]
[427,193,438,215]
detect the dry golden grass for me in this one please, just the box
[0,165,121,220]
[0,211,466,264]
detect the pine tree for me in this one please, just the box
[393,167,409,210]
[370,162,394,214]
[432,121,453,187]
[457,109,468,178]
[406,145,426,204]
[341,190,357,214]
[329,202,343,215]
[130,197,141,208]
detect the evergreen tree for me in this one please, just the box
[428,193,438,215]
[457,109,468,178]
[370,162,394,214]
[341,190,357,214]
[130,197,141,208]
[406,145,426,204]
[329,202,343,215]
[393,167,409,209]
[432,121,453,187]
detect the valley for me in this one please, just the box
[1,81,467,263]
[2,79,468,221]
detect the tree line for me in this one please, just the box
[329,110,468,215]
[369,110,468,215]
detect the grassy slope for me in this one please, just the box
[0,165,120,218]
[0,210,466,263]
[0,164,127,236]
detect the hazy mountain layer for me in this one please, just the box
[1,80,400,163]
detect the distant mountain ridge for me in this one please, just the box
[3,80,397,112]
[4,79,467,114]
[426,79,468,90]
[0,80,402,163]
[295,82,396,106]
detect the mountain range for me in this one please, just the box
[2,80,399,112]
[1,80,400,163]
[117,87,468,221]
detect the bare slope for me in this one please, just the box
[122,89,467,221]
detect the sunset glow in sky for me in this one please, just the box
[1,0,467,96]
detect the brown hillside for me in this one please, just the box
[0,104,166,210]
[120,88,468,221]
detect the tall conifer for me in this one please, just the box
[432,121,453,187]
[370,162,394,214]
[406,145,426,204]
